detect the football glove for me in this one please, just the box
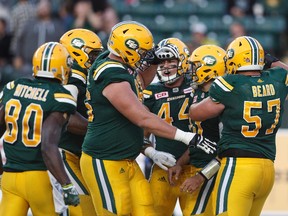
[62,183,80,206]
[144,147,176,171]
[189,134,217,154]
[264,51,279,69]
[143,46,162,65]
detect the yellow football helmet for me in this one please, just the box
[225,36,264,74]
[107,21,154,69]
[60,28,103,69]
[33,42,72,84]
[156,37,190,84]
[189,44,226,85]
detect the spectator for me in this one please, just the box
[226,0,257,17]
[0,17,13,89]
[225,21,247,47]
[13,0,65,77]
[9,0,37,56]
[188,22,219,52]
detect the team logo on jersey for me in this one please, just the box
[71,38,85,49]
[202,55,217,66]
[125,39,139,50]
[227,49,234,59]
[172,87,179,93]
[155,91,169,100]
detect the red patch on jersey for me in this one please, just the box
[155,91,169,100]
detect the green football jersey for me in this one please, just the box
[143,80,192,159]
[189,88,219,167]
[0,78,76,171]
[59,62,88,156]
[209,67,288,161]
[82,51,143,160]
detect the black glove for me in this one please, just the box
[143,46,162,65]
[62,183,80,206]
[189,134,217,154]
[264,51,279,69]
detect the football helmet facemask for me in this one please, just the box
[33,42,72,84]
[155,38,190,84]
[225,36,264,74]
[107,21,154,69]
[60,28,103,69]
[189,44,226,85]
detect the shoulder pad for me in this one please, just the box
[213,76,234,92]
[93,61,126,81]
[63,84,79,100]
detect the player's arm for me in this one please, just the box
[66,111,88,135]
[41,111,79,206]
[180,157,221,193]
[189,97,225,121]
[168,149,190,185]
[41,112,71,185]
[264,52,288,70]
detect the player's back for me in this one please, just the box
[210,67,288,160]
[1,78,76,171]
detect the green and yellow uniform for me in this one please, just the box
[0,78,76,216]
[209,67,288,216]
[58,62,96,216]
[189,88,220,216]
[80,51,155,216]
[143,80,195,216]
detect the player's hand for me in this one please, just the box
[189,134,217,154]
[168,165,182,185]
[180,173,205,193]
[62,183,80,206]
[144,147,176,171]
[143,46,162,65]
[264,51,279,69]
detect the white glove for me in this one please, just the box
[144,147,176,171]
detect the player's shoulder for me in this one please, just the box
[264,67,288,83]
[212,74,235,92]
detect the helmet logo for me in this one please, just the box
[125,39,139,50]
[227,49,234,59]
[71,38,85,49]
[203,55,216,66]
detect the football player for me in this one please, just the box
[189,36,288,216]
[59,28,103,216]
[79,21,217,216]
[0,42,80,215]
[168,44,226,215]
[143,37,195,216]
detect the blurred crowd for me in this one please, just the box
[0,0,118,89]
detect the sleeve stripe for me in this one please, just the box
[54,93,76,107]
[55,98,77,107]
[93,62,125,81]
[215,77,234,92]
[71,70,86,84]
[285,74,288,86]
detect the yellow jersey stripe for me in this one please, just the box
[217,77,234,91]
[71,69,86,84]
[143,89,152,95]
[93,61,125,80]
[285,74,288,86]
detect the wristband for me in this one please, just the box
[198,158,220,180]
[174,129,195,146]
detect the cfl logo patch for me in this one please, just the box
[125,39,139,50]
